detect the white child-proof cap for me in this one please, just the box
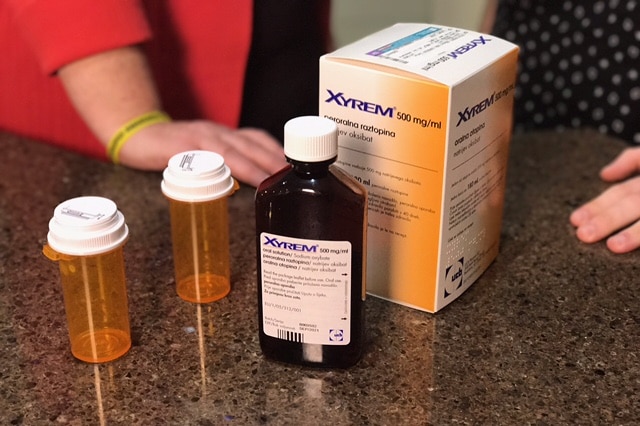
[47,196,129,256]
[284,116,338,162]
[161,150,235,202]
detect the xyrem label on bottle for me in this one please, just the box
[259,232,352,345]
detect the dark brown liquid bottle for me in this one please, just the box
[255,116,367,368]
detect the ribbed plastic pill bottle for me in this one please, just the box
[43,196,131,363]
[161,150,237,303]
[255,116,368,368]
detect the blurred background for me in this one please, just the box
[332,0,489,47]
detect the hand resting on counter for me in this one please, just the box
[571,146,640,253]
[57,46,287,188]
[116,120,287,187]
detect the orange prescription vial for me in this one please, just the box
[43,196,131,363]
[161,151,237,303]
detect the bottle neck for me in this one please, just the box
[287,156,336,178]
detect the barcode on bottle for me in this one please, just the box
[277,329,304,342]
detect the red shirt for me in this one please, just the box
[0,0,254,160]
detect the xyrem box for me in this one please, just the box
[319,23,519,312]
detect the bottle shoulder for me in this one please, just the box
[256,164,366,197]
[255,165,292,192]
[328,165,368,197]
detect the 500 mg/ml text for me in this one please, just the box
[396,111,442,129]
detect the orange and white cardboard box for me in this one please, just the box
[319,23,519,312]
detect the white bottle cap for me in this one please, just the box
[161,150,235,202]
[47,196,129,256]
[284,116,338,162]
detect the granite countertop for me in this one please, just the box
[1,130,638,425]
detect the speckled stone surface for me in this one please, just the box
[1,130,638,425]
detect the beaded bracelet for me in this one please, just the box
[106,111,171,163]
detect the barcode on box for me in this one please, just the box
[277,329,304,343]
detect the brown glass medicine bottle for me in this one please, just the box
[255,116,367,368]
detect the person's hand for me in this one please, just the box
[117,120,288,187]
[570,147,640,253]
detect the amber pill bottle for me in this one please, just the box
[43,196,131,363]
[161,150,237,303]
[255,116,368,368]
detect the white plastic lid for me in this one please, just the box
[161,150,235,202]
[47,196,129,256]
[284,116,338,162]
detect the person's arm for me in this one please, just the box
[11,0,286,186]
[479,0,499,34]
[570,147,640,253]
[57,46,287,186]
[58,46,160,145]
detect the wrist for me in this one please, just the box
[106,111,171,163]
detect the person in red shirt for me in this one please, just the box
[0,0,331,187]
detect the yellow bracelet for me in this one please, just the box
[106,111,171,163]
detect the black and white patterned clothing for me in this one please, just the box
[492,0,640,143]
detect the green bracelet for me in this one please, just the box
[106,111,171,163]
